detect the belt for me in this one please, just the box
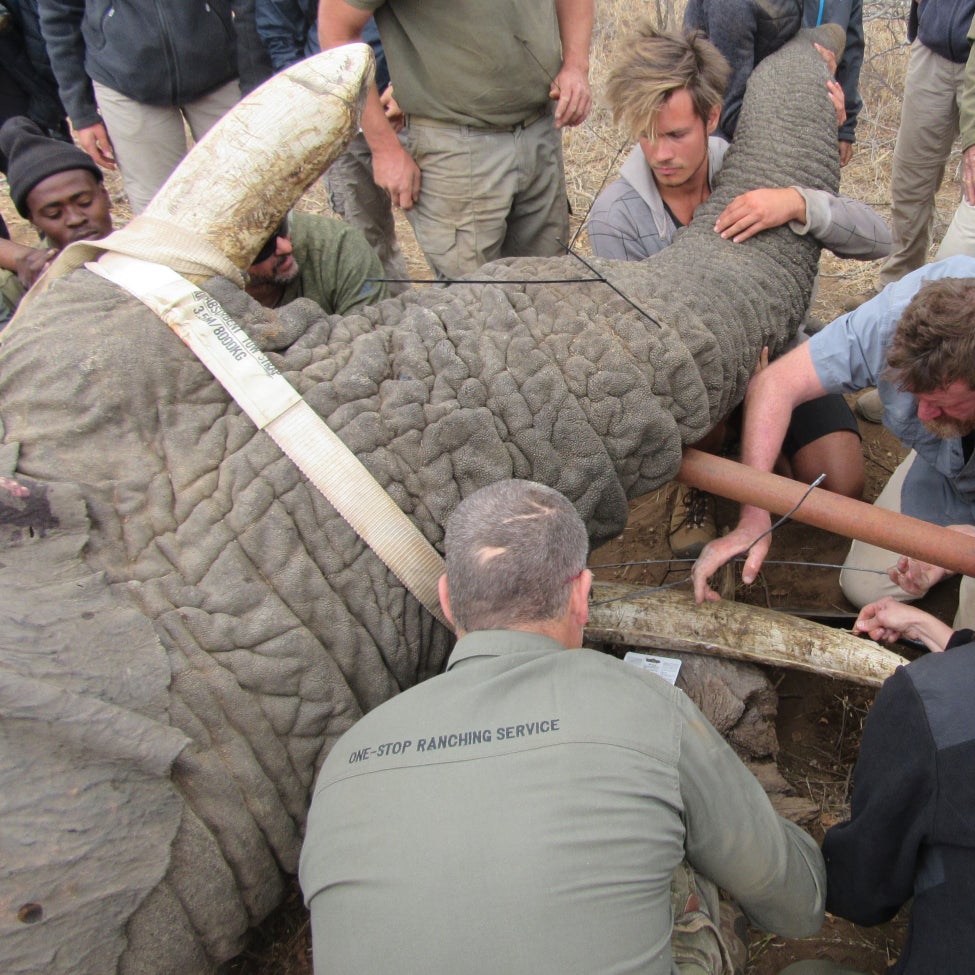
[406,105,549,133]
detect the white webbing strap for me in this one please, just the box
[88,252,450,629]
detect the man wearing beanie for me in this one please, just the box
[37,0,270,214]
[0,115,112,322]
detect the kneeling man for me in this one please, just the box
[300,479,825,974]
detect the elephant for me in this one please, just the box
[0,30,843,975]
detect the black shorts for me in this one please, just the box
[783,393,860,459]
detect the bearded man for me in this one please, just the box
[244,211,387,313]
[692,256,975,632]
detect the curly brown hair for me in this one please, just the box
[886,277,975,392]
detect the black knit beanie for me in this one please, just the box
[0,116,103,218]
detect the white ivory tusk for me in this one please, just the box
[144,43,375,271]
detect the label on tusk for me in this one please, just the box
[87,252,301,429]
[623,651,682,685]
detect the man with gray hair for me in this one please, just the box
[299,479,825,974]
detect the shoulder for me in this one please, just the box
[590,175,645,222]
[901,643,975,748]
[290,211,352,247]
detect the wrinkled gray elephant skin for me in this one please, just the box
[0,33,839,975]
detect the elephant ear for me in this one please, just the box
[0,474,189,975]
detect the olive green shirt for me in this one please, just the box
[346,0,562,127]
[0,269,25,327]
[300,630,825,974]
[280,212,387,315]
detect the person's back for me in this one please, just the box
[300,479,824,975]
[823,637,975,973]
[302,633,822,974]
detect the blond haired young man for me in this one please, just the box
[587,23,890,556]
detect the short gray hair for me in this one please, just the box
[444,480,589,633]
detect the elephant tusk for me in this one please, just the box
[143,44,375,271]
[586,582,905,687]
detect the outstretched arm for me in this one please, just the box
[691,344,828,602]
[552,0,593,128]
[318,0,420,209]
[854,598,954,653]
[0,238,55,288]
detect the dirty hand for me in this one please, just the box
[373,143,421,210]
[888,523,975,595]
[826,79,847,129]
[16,246,56,288]
[550,65,591,128]
[715,188,805,242]
[887,555,948,597]
[75,122,116,170]
[380,85,404,133]
[691,511,772,603]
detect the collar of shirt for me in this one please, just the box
[446,629,567,671]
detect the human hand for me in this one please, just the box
[691,509,773,602]
[16,246,56,288]
[75,122,116,170]
[838,140,853,167]
[888,523,975,595]
[826,79,846,129]
[0,475,29,499]
[715,188,805,242]
[854,597,952,652]
[550,64,591,128]
[380,85,404,133]
[888,555,949,597]
[372,142,421,210]
[813,42,838,77]
[963,144,975,205]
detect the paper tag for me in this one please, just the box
[623,651,682,685]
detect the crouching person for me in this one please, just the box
[299,479,825,974]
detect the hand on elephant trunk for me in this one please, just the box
[715,188,806,243]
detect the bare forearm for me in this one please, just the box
[554,0,593,72]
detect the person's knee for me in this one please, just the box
[790,433,865,501]
[839,547,910,608]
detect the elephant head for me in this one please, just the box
[0,29,842,974]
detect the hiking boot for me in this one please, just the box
[855,388,883,424]
[669,485,717,558]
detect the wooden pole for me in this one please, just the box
[677,447,975,577]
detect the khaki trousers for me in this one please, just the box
[878,42,968,286]
[93,79,240,214]
[401,109,569,280]
[324,132,411,296]
[935,198,975,261]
